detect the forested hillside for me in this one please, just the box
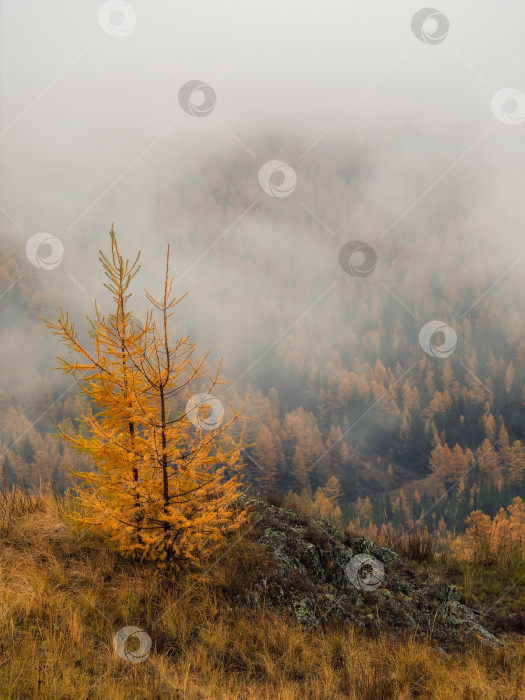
[1,142,524,536]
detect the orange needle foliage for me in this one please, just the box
[43,227,247,567]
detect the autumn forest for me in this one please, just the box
[2,139,524,547]
[3,3,525,693]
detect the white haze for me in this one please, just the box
[1,0,524,398]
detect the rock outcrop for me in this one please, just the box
[234,496,501,649]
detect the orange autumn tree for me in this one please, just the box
[44,228,246,566]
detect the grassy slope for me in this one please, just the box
[0,491,524,699]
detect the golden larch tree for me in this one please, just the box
[44,228,246,567]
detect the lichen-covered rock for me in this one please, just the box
[234,496,502,650]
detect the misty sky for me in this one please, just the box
[2,1,524,219]
[1,1,525,382]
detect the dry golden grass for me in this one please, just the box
[0,488,524,699]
